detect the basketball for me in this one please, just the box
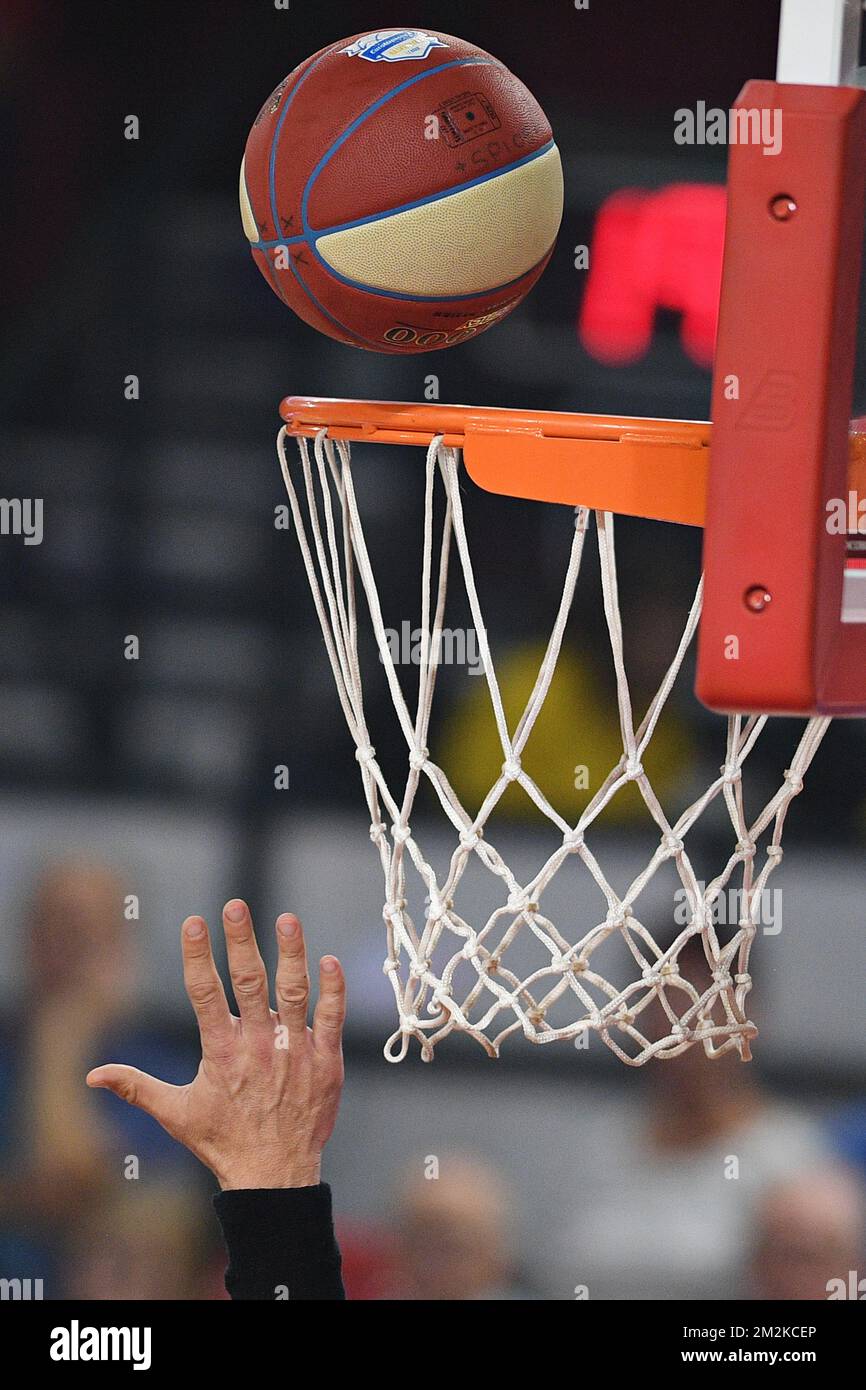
[239,29,563,352]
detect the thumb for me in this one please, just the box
[87,1065,183,1133]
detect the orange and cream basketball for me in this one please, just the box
[239,29,563,352]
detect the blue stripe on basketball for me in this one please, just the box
[266,42,381,347]
[309,142,557,300]
[251,247,290,307]
[249,233,307,251]
[315,243,555,303]
[299,57,497,240]
[255,141,557,295]
[312,139,556,239]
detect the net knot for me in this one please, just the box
[734,972,752,985]
[736,839,756,857]
[766,845,783,861]
[501,757,522,782]
[563,829,585,851]
[624,758,644,780]
[409,747,429,772]
[663,833,684,855]
[459,827,483,850]
[391,824,412,845]
[369,821,387,844]
[426,895,447,923]
[409,958,431,980]
[383,899,406,923]
[355,744,377,769]
[507,892,536,915]
[783,767,804,794]
[721,763,742,784]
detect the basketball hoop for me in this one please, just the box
[272,9,866,1064]
[276,400,833,1064]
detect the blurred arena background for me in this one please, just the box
[1,0,865,1299]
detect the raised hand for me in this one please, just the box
[87,901,345,1190]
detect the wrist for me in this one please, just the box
[217,1157,322,1191]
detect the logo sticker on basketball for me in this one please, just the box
[254,76,289,125]
[459,303,518,331]
[384,324,477,348]
[435,93,501,147]
[342,31,449,63]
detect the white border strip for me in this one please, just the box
[776,0,862,86]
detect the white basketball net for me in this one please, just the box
[277,426,830,1065]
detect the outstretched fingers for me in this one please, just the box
[313,956,346,1058]
[274,913,311,1045]
[222,900,272,1032]
[86,1065,185,1136]
[181,914,234,1055]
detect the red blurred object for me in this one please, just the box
[335,1220,400,1301]
[579,183,727,367]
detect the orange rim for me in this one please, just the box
[280,397,711,526]
[280,398,866,530]
[280,396,710,449]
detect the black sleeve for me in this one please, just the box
[213,1184,346,1301]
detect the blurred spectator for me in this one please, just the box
[0,860,129,1289]
[384,1154,533,1300]
[0,858,200,1296]
[551,938,832,1299]
[826,1100,866,1183]
[749,1165,866,1300]
[65,1183,219,1300]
